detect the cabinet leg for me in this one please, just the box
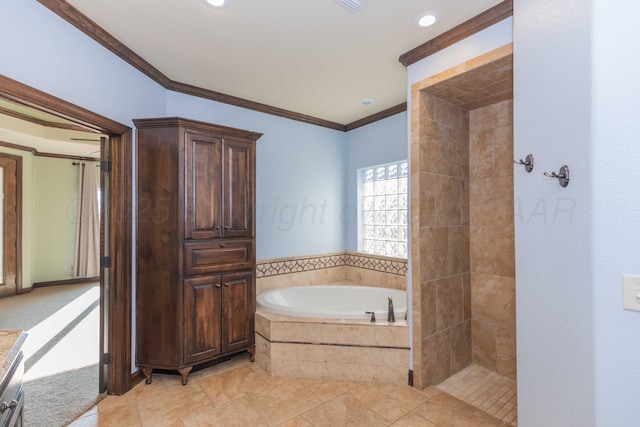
[248,346,256,363]
[179,366,193,385]
[142,368,153,385]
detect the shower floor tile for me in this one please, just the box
[436,364,517,426]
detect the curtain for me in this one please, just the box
[73,163,100,278]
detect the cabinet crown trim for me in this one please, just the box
[133,117,262,141]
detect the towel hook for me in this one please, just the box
[543,165,570,187]
[513,153,534,173]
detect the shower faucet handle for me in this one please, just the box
[365,311,376,322]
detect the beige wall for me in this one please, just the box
[32,157,99,283]
[469,100,516,379]
[0,148,97,289]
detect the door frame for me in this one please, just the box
[0,74,133,395]
[0,153,22,296]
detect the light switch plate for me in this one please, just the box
[622,274,640,312]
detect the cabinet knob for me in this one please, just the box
[0,400,18,413]
[224,282,230,287]
[224,226,230,230]
[219,243,226,248]
[215,226,221,230]
[215,283,221,288]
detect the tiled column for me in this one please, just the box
[414,92,471,387]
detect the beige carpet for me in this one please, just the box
[0,283,103,427]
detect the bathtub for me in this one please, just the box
[256,285,407,321]
[255,285,411,383]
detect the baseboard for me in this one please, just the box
[32,276,100,288]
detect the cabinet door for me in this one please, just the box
[185,132,223,240]
[222,139,254,238]
[221,271,255,353]
[184,275,222,364]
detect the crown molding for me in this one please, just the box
[36,0,500,132]
[36,0,347,131]
[36,0,171,86]
[399,0,513,67]
[0,139,99,161]
[167,81,346,131]
[345,103,407,132]
[0,105,96,133]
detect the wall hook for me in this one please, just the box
[513,154,534,173]
[544,165,570,187]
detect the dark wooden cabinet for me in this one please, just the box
[0,332,26,427]
[135,117,260,385]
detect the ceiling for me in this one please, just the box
[63,0,504,126]
[0,1,509,157]
[0,98,104,157]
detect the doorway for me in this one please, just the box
[410,45,515,424]
[0,74,133,395]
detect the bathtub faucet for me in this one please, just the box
[388,297,396,322]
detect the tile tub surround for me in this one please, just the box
[410,44,514,390]
[256,251,407,295]
[255,311,410,384]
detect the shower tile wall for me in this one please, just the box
[414,92,471,387]
[469,100,516,379]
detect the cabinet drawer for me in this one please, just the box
[184,240,253,275]
[0,387,23,427]
[0,352,24,427]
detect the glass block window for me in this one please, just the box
[360,161,408,258]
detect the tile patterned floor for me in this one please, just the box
[69,354,514,427]
[436,364,517,426]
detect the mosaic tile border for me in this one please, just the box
[344,253,408,276]
[256,252,407,278]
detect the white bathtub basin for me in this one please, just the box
[256,285,407,320]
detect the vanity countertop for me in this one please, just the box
[0,330,27,381]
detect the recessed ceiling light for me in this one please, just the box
[360,99,374,106]
[415,11,440,28]
[204,0,227,7]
